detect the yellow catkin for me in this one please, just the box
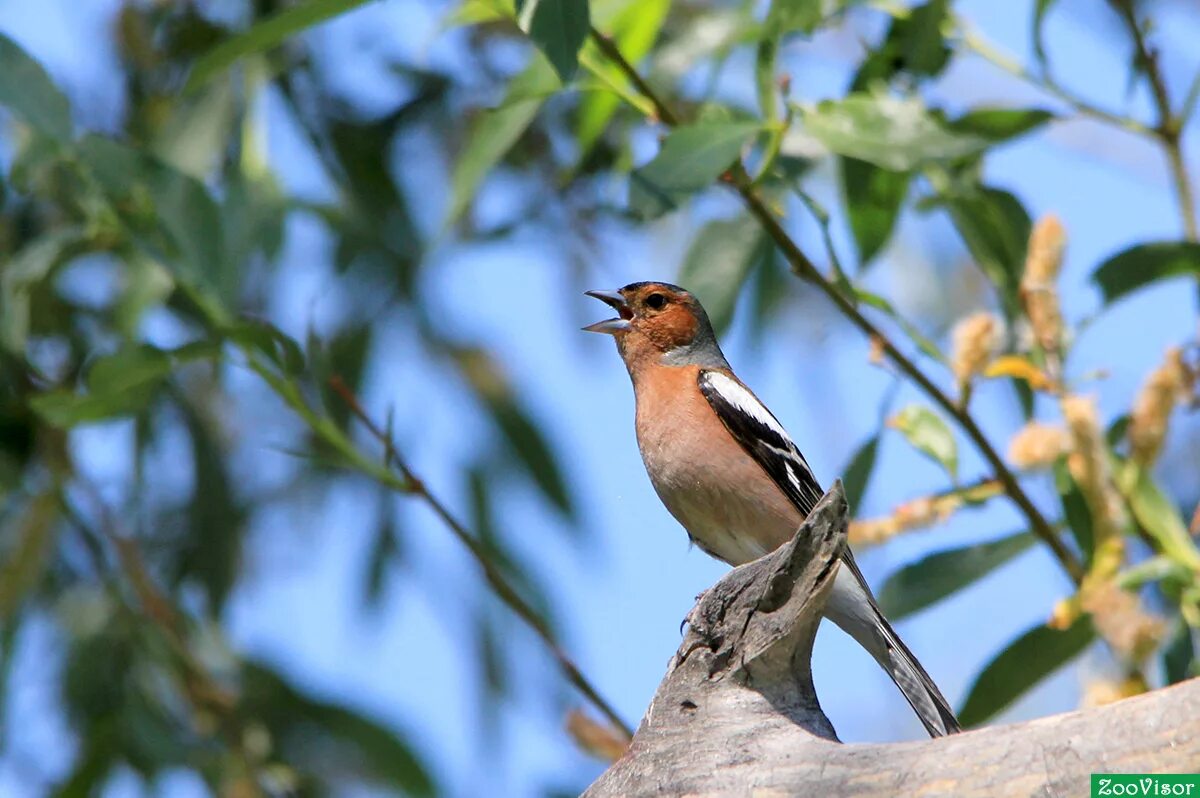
[1062,395,1126,554]
[1080,582,1165,661]
[1048,597,1079,630]
[1081,676,1147,709]
[1128,347,1187,466]
[848,489,992,547]
[950,312,1001,385]
[1007,421,1071,470]
[1059,394,1167,662]
[1062,395,1127,600]
[847,518,900,546]
[1021,214,1066,352]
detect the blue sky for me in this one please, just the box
[1,0,1198,796]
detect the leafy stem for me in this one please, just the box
[1110,0,1198,243]
[958,9,1197,244]
[956,25,1153,137]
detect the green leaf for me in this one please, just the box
[1054,460,1094,565]
[224,320,306,377]
[801,95,987,171]
[628,120,761,218]
[1091,242,1200,306]
[1106,413,1131,448]
[901,0,950,77]
[446,57,559,227]
[86,346,174,398]
[242,661,436,795]
[310,324,373,428]
[677,213,767,334]
[1162,618,1197,685]
[0,492,59,620]
[1116,555,1192,591]
[172,402,245,613]
[454,349,576,522]
[78,136,227,313]
[0,228,85,353]
[364,502,403,609]
[947,108,1054,142]
[446,0,516,26]
[575,0,669,157]
[841,157,910,266]
[1032,0,1058,73]
[30,392,137,429]
[841,433,879,513]
[888,404,957,478]
[850,2,951,90]
[151,80,236,179]
[958,614,1094,727]
[185,0,372,92]
[0,32,73,142]
[765,0,822,35]
[466,465,554,621]
[30,347,174,428]
[518,0,590,82]
[877,531,1036,620]
[940,186,1030,318]
[1122,464,1200,572]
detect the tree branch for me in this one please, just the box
[957,25,1154,137]
[585,482,1200,797]
[1112,0,1198,242]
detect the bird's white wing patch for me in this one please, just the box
[698,370,824,516]
[702,372,790,441]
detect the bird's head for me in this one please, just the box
[584,282,728,373]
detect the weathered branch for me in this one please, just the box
[585,483,1200,797]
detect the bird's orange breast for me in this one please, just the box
[632,365,804,565]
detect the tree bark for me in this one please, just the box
[584,482,1200,797]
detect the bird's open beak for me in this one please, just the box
[583,289,633,334]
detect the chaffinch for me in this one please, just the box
[586,281,961,738]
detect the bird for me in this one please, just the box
[584,280,961,738]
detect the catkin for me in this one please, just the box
[950,312,1001,386]
[1021,215,1066,352]
[1080,582,1165,661]
[1081,676,1148,708]
[1062,395,1127,582]
[1128,347,1188,466]
[1007,421,1070,470]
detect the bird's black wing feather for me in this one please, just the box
[697,370,824,517]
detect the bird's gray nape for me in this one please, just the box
[660,334,730,369]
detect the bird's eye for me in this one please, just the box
[645,293,667,310]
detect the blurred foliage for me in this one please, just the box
[0,0,1199,794]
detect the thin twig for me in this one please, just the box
[589,27,677,126]
[327,376,633,739]
[958,27,1154,137]
[589,29,1085,585]
[1111,0,1198,242]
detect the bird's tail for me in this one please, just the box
[870,607,962,736]
[826,554,962,737]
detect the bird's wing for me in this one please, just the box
[700,370,961,736]
[697,369,824,517]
